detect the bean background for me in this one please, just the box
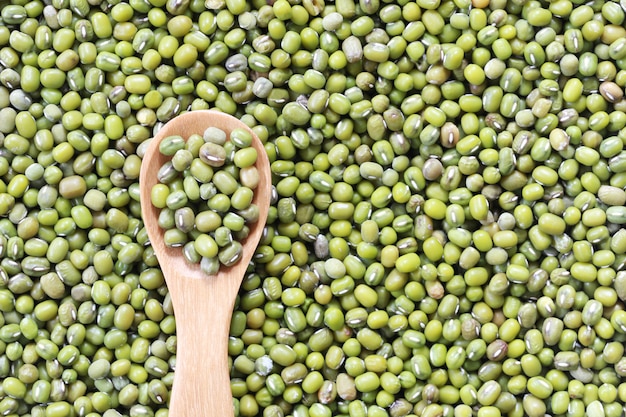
[2,0,626,416]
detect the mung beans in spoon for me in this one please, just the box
[140,110,271,417]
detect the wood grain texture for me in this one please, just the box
[139,110,271,417]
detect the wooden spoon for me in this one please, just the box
[139,110,271,417]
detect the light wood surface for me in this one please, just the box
[139,110,271,417]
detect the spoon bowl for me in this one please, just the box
[140,110,271,417]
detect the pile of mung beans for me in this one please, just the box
[151,127,261,272]
[2,0,626,415]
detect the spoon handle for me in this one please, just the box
[167,276,236,417]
